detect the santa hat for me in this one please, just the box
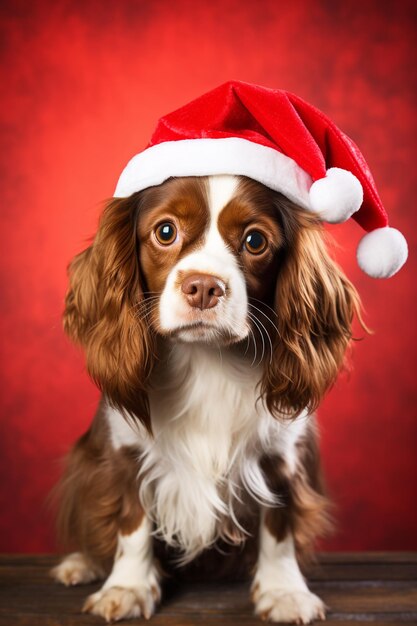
[115,80,407,278]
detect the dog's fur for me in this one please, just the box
[52,175,361,623]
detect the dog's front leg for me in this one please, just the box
[83,516,160,622]
[251,509,326,624]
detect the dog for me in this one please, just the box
[51,173,363,623]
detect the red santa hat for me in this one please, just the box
[115,80,407,278]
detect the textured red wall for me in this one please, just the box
[0,0,416,553]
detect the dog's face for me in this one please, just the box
[64,174,360,429]
[137,175,282,346]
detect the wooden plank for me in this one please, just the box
[0,618,415,626]
[315,582,417,612]
[2,554,416,582]
[307,560,417,582]
[0,554,416,625]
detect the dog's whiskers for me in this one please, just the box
[248,302,280,338]
[248,297,279,320]
[130,295,160,312]
[247,310,274,366]
[250,313,273,365]
[131,298,160,321]
[248,312,266,367]
[248,324,257,367]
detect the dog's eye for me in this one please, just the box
[244,231,267,255]
[155,222,177,245]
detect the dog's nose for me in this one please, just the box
[181,274,225,310]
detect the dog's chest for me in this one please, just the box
[147,344,262,473]
[137,345,267,556]
[106,344,307,558]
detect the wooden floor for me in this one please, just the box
[0,553,416,625]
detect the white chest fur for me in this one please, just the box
[106,343,308,561]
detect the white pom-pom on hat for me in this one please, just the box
[357,227,408,278]
[309,167,363,224]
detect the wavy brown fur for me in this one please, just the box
[56,401,143,569]
[261,195,364,419]
[63,194,155,431]
[262,422,333,568]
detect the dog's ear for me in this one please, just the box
[261,204,362,419]
[64,195,154,432]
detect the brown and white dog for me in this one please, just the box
[52,174,361,623]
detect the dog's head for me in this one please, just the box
[64,175,361,430]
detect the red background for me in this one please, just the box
[0,0,416,553]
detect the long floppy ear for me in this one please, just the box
[261,203,363,418]
[64,194,155,431]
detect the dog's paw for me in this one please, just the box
[253,586,326,624]
[51,552,103,586]
[83,582,161,622]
